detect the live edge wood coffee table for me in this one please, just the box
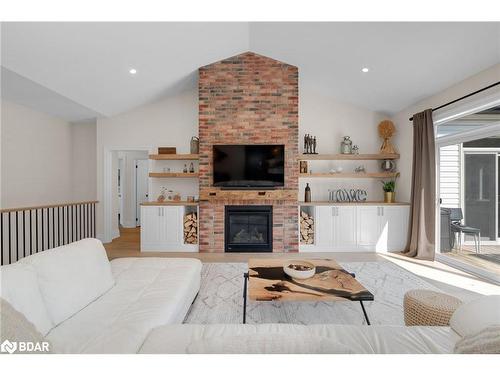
[243,258,374,325]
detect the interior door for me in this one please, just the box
[135,159,149,226]
[464,153,497,241]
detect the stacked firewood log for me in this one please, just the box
[183,212,198,244]
[300,211,314,244]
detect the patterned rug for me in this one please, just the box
[184,261,441,326]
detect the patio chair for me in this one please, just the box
[449,208,481,254]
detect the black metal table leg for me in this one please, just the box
[243,272,249,324]
[359,301,371,325]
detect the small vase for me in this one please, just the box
[384,192,395,203]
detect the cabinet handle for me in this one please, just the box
[381,207,384,216]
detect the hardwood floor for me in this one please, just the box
[104,226,500,299]
[104,226,379,262]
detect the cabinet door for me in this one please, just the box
[381,206,410,251]
[356,206,381,250]
[161,206,181,246]
[333,206,357,249]
[141,206,162,247]
[315,206,334,249]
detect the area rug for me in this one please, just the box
[184,261,442,326]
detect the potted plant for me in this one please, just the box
[381,174,399,203]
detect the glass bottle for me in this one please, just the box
[304,183,312,202]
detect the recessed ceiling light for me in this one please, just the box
[129,68,137,75]
[361,67,369,73]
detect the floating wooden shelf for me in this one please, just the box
[149,172,199,178]
[140,201,199,206]
[149,154,199,160]
[299,201,410,206]
[298,153,400,161]
[299,172,398,178]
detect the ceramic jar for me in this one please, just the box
[340,136,353,154]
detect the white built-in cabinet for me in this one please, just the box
[300,204,409,252]
[140,205,198,252]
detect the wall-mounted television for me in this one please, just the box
[213,145,285,188]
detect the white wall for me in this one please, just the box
[96,88,199,240]
[299,86,388,202]
[1,100,73,207]
[71,121,97,201]
[391,63,500,203]
[1,100,97,208]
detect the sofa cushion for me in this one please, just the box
[46,257,202,353]
[140,323,459,354]
[20,238,115,325]
[0,298,52,353]
[450,295,500,337]
[186,333,353,354]
[0,263,54,335]
[454,325,500,354]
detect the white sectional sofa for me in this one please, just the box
[0,238,202,353]
[1,237,498,354]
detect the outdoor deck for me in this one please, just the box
[443,244,500,275]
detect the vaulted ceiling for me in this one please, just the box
[1,22,499,121]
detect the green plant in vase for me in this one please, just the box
[381,174,399,203]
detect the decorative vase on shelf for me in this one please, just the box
[384,192,395,203]
[304,183,312,202]
[190,136,199,154]
[340,136,353,154]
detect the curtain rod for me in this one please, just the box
[409,81,500,122]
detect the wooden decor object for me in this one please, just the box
[183,212,198,244]
[378,120,397,154]
[158,147,177,154]
[299,161,308,173]
[300,211,314,244]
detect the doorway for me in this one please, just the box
[105,149,150,243]
[436,104,500,282]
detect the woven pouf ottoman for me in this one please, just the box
[404,289,462,326]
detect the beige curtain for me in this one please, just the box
[404,109,436,260]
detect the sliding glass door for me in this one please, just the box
[464,153,497,241]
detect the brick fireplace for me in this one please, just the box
[198,52,299,253]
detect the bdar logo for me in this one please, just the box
[1,340,17,354]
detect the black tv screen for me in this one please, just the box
[213,145,285,188]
